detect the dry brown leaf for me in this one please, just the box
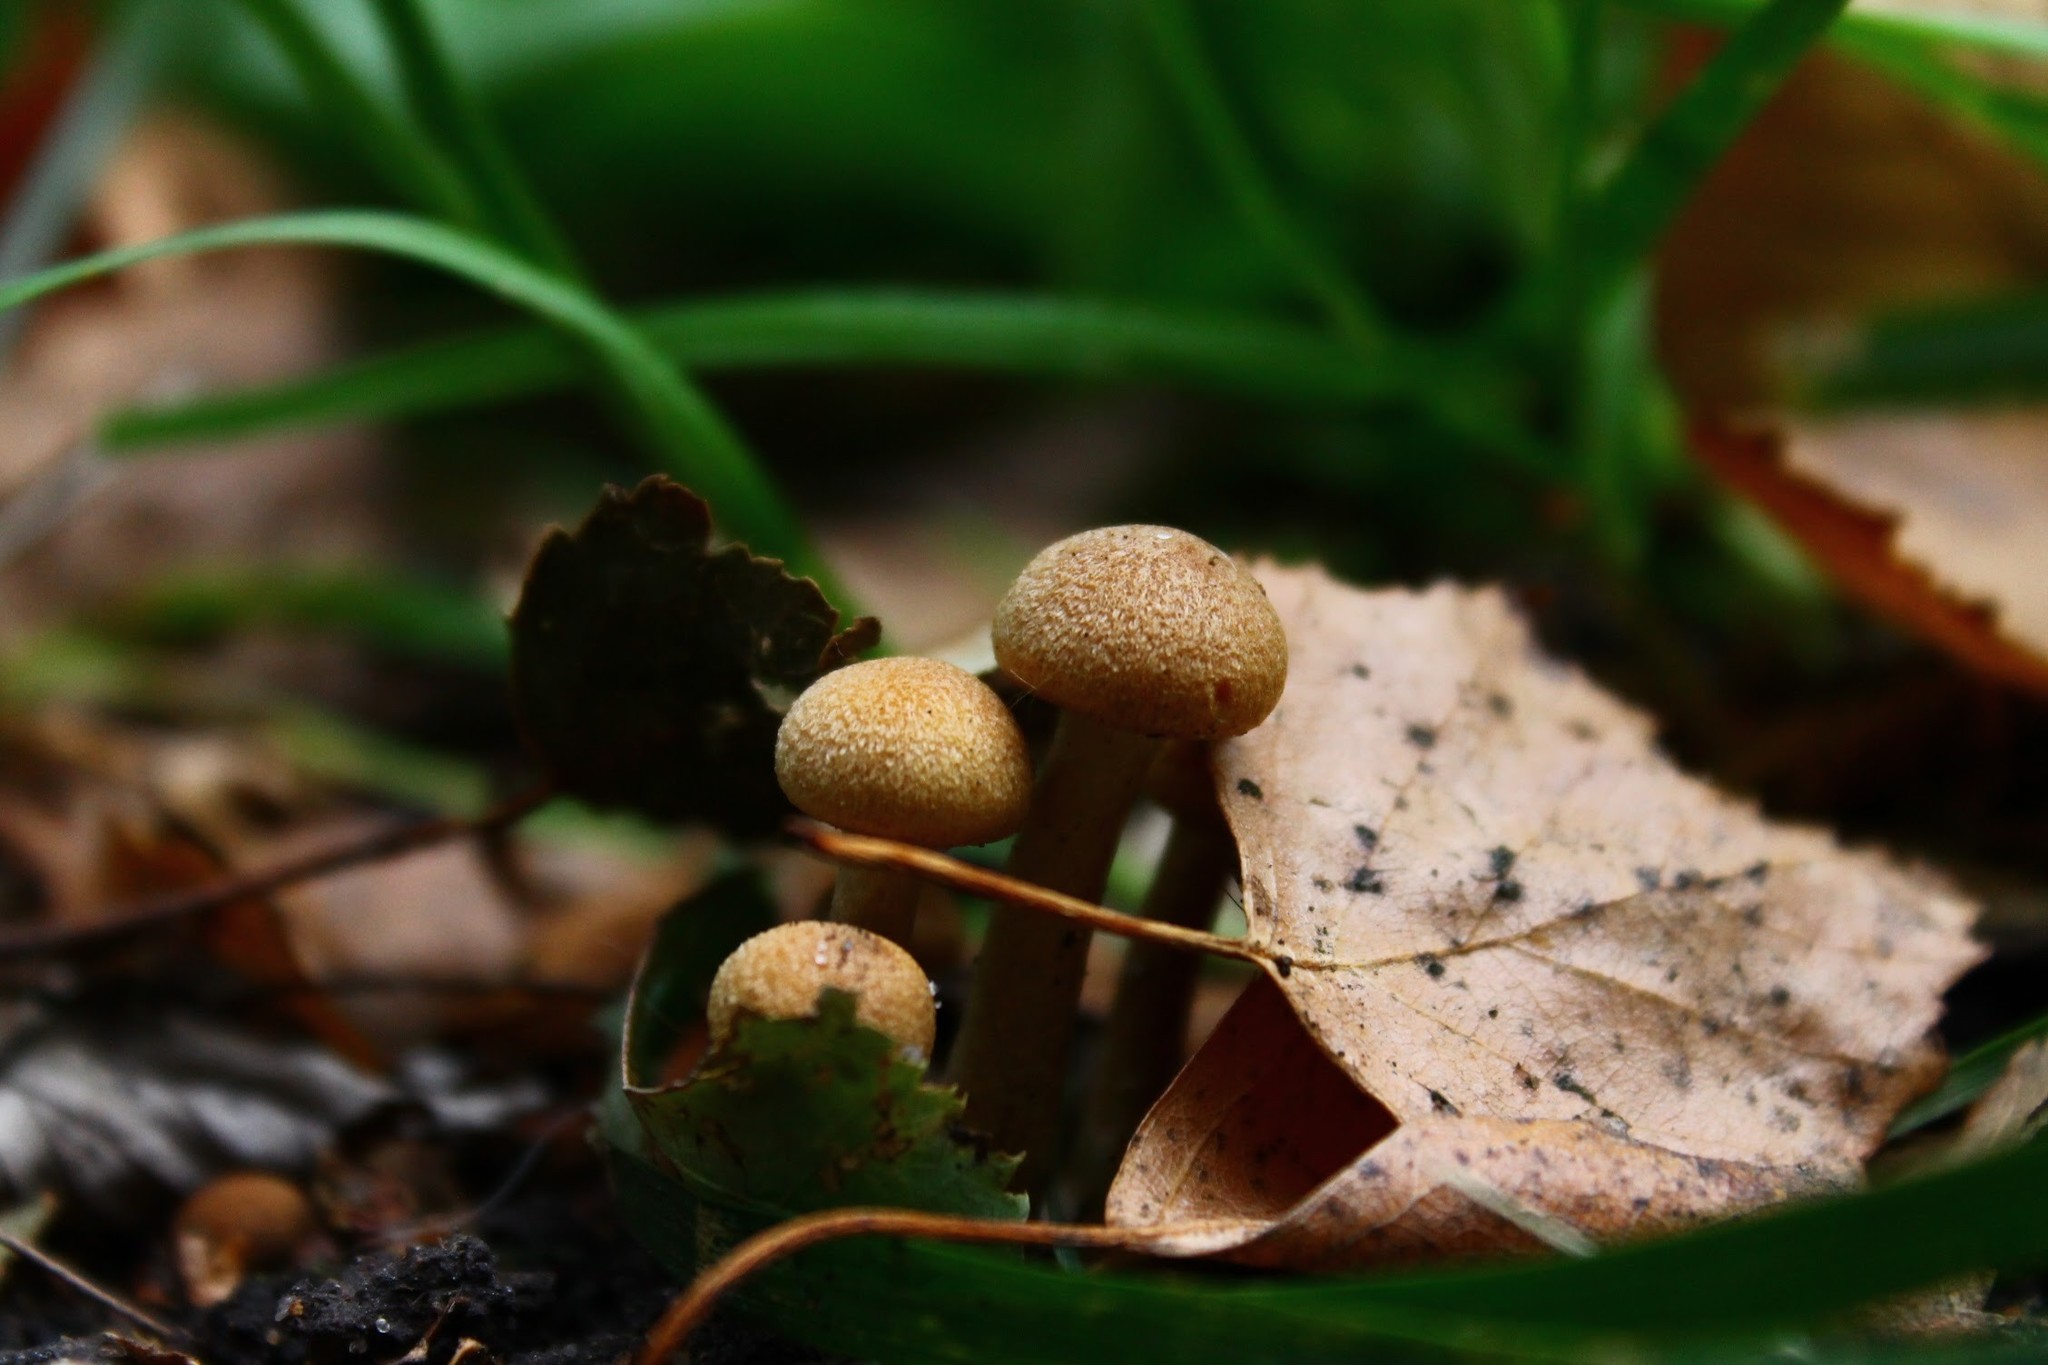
[1693,417,2048,697]
[1109,566,1982,1263]
[0,112,382,627]
[1110,979,1843,1268]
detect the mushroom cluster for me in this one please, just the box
[699,522,1285,1208]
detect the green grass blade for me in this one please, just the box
[1615,0,2048,60]
[612,1131,2048,1362]
[1570,0,1850,306]
[223,0,482,227]
[102,290,1416,449]
[0,210,827,585]
[1135,0,1390,360]
[103,565,508,672]
[1892,1013,2048,1138]
[1794,290,2048,408]
[1839,28,2048,179]
[0,2,176,356]
[366,0,581,275]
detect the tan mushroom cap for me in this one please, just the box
[707,921,937,1063]
[776,656,1032,848]
[174,1172,320,1307]
[994,525,1288,739]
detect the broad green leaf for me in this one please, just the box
[101,291,1403,451]
[608,1130,2048,1363]
[0,208,827,586]
[633,993,1023,1228]
[599,867,778,1169]
[508,476,875,832]
[621,868,778,1086]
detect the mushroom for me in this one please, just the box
[708,920,938,1066]
[776,656,1033,946]
[174,1171,321,1308]
[951,525,1286,1191]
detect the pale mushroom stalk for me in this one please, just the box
[949,711,1159,1188]
[951,525,1287,1196]
[776,657,1033,952]
[828,865,923,945]
[1063,812,1235,1219]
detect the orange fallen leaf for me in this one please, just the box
[1109,566,1982,1264]
[1692,416,2048,698]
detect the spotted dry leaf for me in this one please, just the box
[1110,566,1981,1263]
[1109,981,1844,1269]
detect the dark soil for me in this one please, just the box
[0,1167,831,1365]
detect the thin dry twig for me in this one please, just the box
[794,823,1263,965]
[0,1228,185,1345]
[635,1207,1239,1364]
[0,783,554,957]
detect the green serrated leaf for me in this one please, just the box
[598,867,777,1175]
[634,991,1023,1228]
[509,476,877,833]
[622,868,779,1085]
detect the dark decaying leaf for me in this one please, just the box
[0,1008,388,1209]
[0,1007,545,1210]
[510,477,878,833]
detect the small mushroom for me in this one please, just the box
[174,1171,321,1308]
[776,656,1032,946]
[708,921,938,1066]
[952,525,1286,1191]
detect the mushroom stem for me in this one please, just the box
[1062,814,1234,1219]
[952,710,1160,1191]
[829,865,921,946]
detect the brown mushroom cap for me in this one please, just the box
[776,656,1032,847]
[993,525,1288,739]
[174,1172,320,1307]
[707,921,937,1062]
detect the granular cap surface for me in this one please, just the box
[776,656,1032,847]
[994,525,1288,739]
